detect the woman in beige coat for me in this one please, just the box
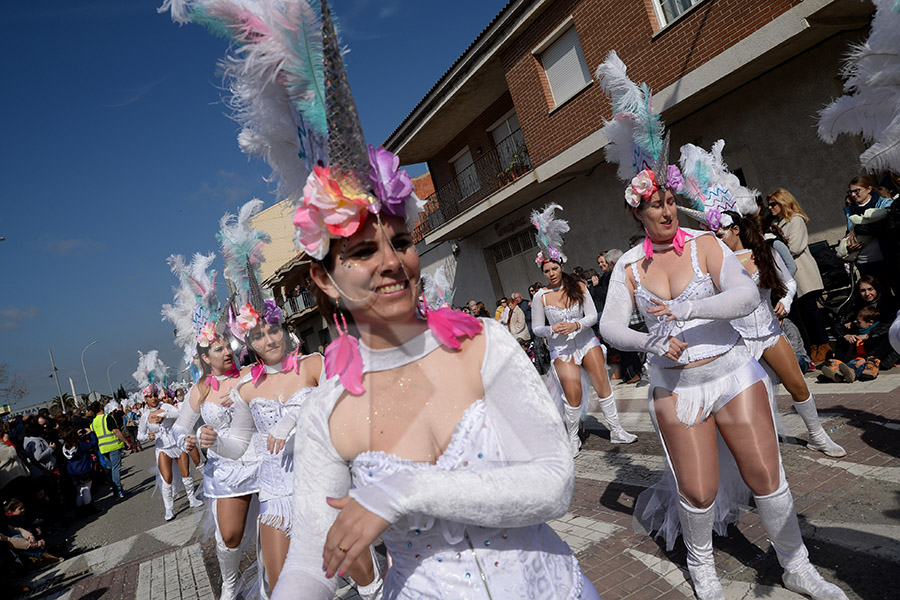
[767,189,832,364]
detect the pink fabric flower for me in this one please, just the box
[236,303,260,332]
[631,169,657,198]
[426,307,483,350]
[293,203,330,260]
[324,314,364,395]
[197,322,217,347]
[303,166,369,237]
[706,209,723,231]
[368,145,414,218]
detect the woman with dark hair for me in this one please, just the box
[531,204,637,454]
[717,211,845,457]
[827,275,899,375]
[61,427,97,514]
[767,188,832,364]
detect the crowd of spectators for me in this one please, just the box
[1,396,148,583]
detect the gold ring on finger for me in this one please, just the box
[336,544,349,553]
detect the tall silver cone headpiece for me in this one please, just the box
[321,0,373,201]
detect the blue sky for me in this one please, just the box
[1,0,506,409]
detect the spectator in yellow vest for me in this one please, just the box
[89,401,131,498]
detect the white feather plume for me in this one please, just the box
[531,203,569,264]
[161,252,220,357]
[133,350,168,390]
[218,198,270,305]
[818,0,900,173]
[677,140,756,224]
[422,263,456,310]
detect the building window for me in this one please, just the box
[654,0,702,26]
[488,112,528,172]
[539,25,592,108]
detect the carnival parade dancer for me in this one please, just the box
[596,52,847,600]
[135,351,203,521]
[531,203,637,455]
[164,253,260,600]
[708,207,845,458]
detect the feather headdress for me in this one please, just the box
[161,252,222,360]
[133,350,169,395]
[817,0,900,173]
[163,0,424,261]
[677,140,758,230]
[595,50,681,205]
[531,203,569,265]
[422,263,456,311]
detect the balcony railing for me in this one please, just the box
[414,130,532,241]
[282,289,315,318]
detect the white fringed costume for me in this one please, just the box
[273,319,600,600]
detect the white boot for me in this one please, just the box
[598,393,637,444]
[217,539,242,600]
[354,545,384,600]
[161,481,175,521]
[793,396,845,458]
[677,497,724,600]
[755,482,848,600]
[183,476,204,508]
[562,402,583,457]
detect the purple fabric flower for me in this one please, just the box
[263,300,283,326]
[368,145,414,218]
[667,165,684,191]
[706,209,722,231]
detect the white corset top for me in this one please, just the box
[543,302,584,325]
[631,240,739,367]
[729,263,780,340]
[350,400,581,599]
[200,400,234,433]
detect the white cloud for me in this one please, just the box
[0,305,39,330]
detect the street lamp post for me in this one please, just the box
[107,360,119,396]
[81,340,97,395]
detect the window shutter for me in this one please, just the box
[542,26,591,107]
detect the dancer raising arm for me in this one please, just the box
[596,51,847,600]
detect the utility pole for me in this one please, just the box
[107,361,118,396]
[48,349,65,414]
[69,378,78,411]
[81,340,97,395]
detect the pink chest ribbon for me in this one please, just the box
[427,307,483,350]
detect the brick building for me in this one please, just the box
[385,0,875,304]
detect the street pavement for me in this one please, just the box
[18,369,900,600]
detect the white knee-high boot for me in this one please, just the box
[754,482,848,600]
[677,496,724,600]
[793,395,845,458]
[161,481,175,521]
[354,545,384,600]
[598,393,637,444]
[182,476,204,508]
[216,539,242,600]
[562,401,583,457]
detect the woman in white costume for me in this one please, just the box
[135,351,203,521]
[163,249,261,600]
[596,51,847,600]
[530,203,637,454]
[714,210,845,457]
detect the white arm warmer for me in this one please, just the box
[668,244,760,321]
[530,291,554,339]
[209,385,257,460]
[774,251,797,313]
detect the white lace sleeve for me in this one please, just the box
[599,262,671,356]
[273,386,348,600]
[577,287,598,331]
[137,411,158,443]
[774,250,797,313]
[669,238,760,321]
[172,386,201,452]
[210,380,257,460]
[347,319,573,528]
[270,355,324,441]
[530,290,553,339]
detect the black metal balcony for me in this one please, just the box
[414,130,532,241]
[282,289,315,319]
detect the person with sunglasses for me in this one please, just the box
[842,176,896,295]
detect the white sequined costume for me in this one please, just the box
[273,319,600,600]
[531,288,602,364]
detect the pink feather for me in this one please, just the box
[427,308,483,350]
[324,332,364,395]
